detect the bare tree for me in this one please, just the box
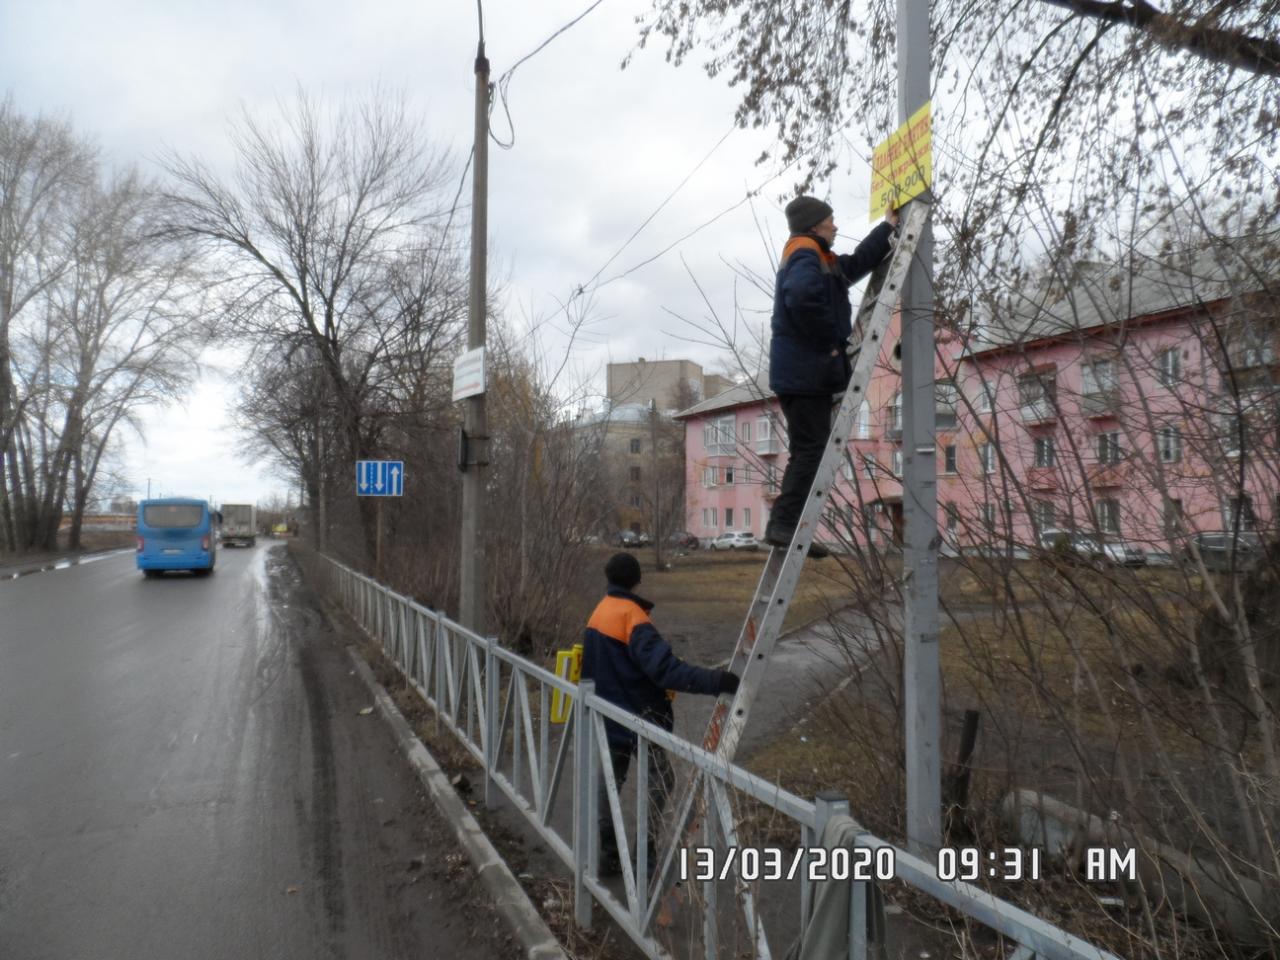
[0,95,95,550]
[160,90,463,562]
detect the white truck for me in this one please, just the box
[220,503,257,547]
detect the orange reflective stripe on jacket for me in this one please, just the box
[782,235,838,273]
[586,594,651,646]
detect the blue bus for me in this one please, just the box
[136,498,217,577]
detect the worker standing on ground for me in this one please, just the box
[765,197,900,559]
[581,552,740,875]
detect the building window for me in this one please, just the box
[1157,425,1182,463]
[1096,431,1122,465]
[1226,496,1256,531]
[1082,358,1116,397]
[974,380,993,412]
[725,507,734,528]
[707,415,736,454]
[1032,499,1055,534]
[981,503,997,530]
[1033,436,1055,468]
[936,380,959,429]
[1094,498,1121,534]
[723,465,735,485]
[743,508,751,529]
[842,458,855,481]
[740,465,753,484]
[1219,412,1246,457]
[704,507,718,528]
[863,453,877,479]
[764,464,779,495]
[630,438,642,454]
[943,445,957,474]
[702,466,717,487]
[1227,323,1276,369]
[944,502,960,534]
[1158,347,1181,387]
[891,448,903,477]
[630,494,643,508]
[887,392,903,435]
[855,400,872,439]
[740,420,751,444]
[980,442,995,474]
[756,415,773,447]
[629,466,642,482]
[1018,372,1057,414]
[1164,498,1184,538]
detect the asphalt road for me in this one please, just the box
[0,544,518,960]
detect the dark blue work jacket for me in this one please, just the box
[580,586,721,749]
[769,222,894,396]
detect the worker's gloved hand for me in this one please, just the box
[717,671,741,696]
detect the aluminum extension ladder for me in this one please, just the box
[646,202,929,947]
[706,200,928,763]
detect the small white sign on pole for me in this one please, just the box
[452,346,486,402]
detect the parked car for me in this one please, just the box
[612,530,641,547]
[667,531,700,549]
[1183,531,1264,572]
[709,532,759,551]
[1039,528,1146,566]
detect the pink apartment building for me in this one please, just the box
[675,246,1279,556]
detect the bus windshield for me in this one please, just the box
[142,503,206,528]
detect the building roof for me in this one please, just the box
[969,238,1276,354]
[573,401,670,427]
[673,376,774,420]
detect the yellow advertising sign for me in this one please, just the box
[550,643,583,724]
[870,101,932,220]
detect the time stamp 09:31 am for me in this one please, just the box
[678,845,1139,884]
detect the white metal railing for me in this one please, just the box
[318,554,1120,960]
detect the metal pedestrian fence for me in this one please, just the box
[318,555,1120,960]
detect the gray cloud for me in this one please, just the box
[1,0,877,503]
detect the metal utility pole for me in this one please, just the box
[459,39,490,634]
[898,0,942,856]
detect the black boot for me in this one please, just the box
[764,522,829,559]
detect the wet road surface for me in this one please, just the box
[0,544,518,959]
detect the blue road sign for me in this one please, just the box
[356,460,405,497]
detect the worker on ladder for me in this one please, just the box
[764,196,901,558]
[581,553,740,875]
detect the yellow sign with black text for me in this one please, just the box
[870,101,932,220]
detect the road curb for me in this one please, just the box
[347,650,568,960]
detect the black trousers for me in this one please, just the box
[599,741,676,867]
[771,394,835,532]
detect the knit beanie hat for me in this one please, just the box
[605,552,642,590]
[785,196,833,234]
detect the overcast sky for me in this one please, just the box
[0,0,880,507]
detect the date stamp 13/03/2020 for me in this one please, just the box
[679,845,1139,885]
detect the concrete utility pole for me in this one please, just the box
[317,429,326,553]
[650,399,663,569]
[898,0,942,856]
[459,39,490,634]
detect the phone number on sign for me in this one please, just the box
[679,846,896,883]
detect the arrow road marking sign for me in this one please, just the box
[355,460,405,497]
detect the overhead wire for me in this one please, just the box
[490,0,610,150]
[465,0,811,363]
